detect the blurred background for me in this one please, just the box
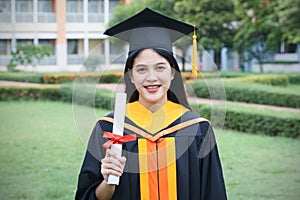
[0,0,299,199]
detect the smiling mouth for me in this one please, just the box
[144,85,161,92]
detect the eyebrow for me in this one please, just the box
[134,62,167,67]
[134,64,147,68]
[155,62,168,66]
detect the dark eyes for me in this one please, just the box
[135,65,167,74]
[136,67,147,73]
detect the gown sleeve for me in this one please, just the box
[199,122,227,200]
[75,120,109,200]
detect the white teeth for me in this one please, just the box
[146,86,158,89]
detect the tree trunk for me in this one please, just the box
[181,52,186,72]
[259,62,264,73]
[214,50,221,70]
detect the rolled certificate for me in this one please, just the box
[107,92,127,185]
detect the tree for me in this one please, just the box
[174,0,237,70]
[276,0,300,44]
[275,0,300,63]
[7,44,53,71]
[234,0,282,72]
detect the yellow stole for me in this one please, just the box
[127,101,186,200]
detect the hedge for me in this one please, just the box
[194,104,300,138]
[288,74,300,84]
[60,84,114,109]
[0,72,44,83]
[42,72,123,84]
[0,86,61,101]
[0,72,123,84]
[229,74,289,86]
[0,85,114,110]
[188,79,300,108]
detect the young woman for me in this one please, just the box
[75,8,227,200]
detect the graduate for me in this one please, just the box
[75,8,227,200]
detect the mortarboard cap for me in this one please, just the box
[104,7,196,52]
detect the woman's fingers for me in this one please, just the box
[101,150,127,179]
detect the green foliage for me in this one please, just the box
[60,84,114,110]
[43,73,123,84]
[7,44,53,70]
[230,74,289,86]
[234,0,282,71]
[0,72,123,84]
[288,74,300,84]
[174,0,236,51]
[0,72,45,83]
[189,79,300,108]
[276,0,300,43]
[0,86,61,101]
[0,85,114,110]
[196,104,300,137]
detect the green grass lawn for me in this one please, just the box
[0,101,299,199]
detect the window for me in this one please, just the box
[109,0,119,12]
[110,40,126,55]
[39,39,55,54]
[0,0,10,13]
[68,39,78,54]
[285,44,297,53]
[38,0,52,12]
[89,0,100,13]
[16,0,33,12]
[16,39,33,45]
[0,40,8,55]
[66,0,82,13]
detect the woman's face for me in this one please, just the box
[130,49,175,111]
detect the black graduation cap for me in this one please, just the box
[104,7,196,52]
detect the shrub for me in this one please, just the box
[43,73,123,84]
[230,74,289,86]
[0,86,61,101]
[288,74,300,84]
[60,84,113,109]
[0,72,44,83]
[0,72,124,84]
[189,79,300,108]
[195,104,300,138]
[0,85,114,110]
[43,74,77,84]
[7,44,52,71]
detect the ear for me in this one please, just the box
[171,68,175,80]
[129,72,134,84]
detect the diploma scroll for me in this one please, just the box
[107,92,127,185]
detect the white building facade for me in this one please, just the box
[0,0,123,71]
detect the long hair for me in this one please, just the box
[123,48,191,110]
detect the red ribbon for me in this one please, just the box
[102,131,136,149]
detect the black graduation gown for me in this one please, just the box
[75,111,227,200]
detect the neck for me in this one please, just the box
[138,99,168,112]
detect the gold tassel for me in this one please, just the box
[192,26,198,78]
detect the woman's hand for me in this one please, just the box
[101,149,126,182]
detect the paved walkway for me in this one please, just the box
[1,81,300,113]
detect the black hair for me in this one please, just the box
[123,48,191,110]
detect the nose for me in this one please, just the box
[146,69,158,82]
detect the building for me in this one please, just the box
[0,0,125,71]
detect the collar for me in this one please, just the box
[125,101,189,134]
